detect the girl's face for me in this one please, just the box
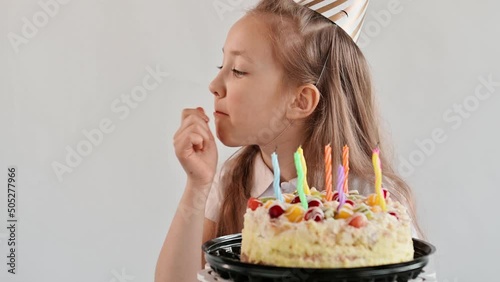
[209,15,289,147]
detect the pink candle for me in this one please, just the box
[336,165,345,209]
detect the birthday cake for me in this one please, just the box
[240,188,414,268]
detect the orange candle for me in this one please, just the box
[342,145,349,194]
[325,144,333,201]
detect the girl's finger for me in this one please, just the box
[175,118,212,142]
[174,113,210,140]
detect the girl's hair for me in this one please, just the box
[215,0,424,238]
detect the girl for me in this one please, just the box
[155,0,422,281]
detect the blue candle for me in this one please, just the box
[271,152,284,203]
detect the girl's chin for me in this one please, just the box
[215,131,249,148]
[217,137,243,148]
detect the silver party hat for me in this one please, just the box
[295,0,370,43]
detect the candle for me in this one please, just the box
[336,165,345,210]
[325,144,333,201]
[342,145,349,195]
[271,152,284,203]
[372,148,387,211]
[298,146,311,195]
[294,150,308,210]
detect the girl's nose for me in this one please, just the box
[209,76,225,98]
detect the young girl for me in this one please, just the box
[155,0,422,281]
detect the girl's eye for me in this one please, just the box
[231,68,246,77]
[216,65,246,77]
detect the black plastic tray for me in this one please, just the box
[202,233,435,282]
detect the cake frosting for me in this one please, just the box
[241,188,414,268]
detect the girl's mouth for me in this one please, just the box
[214,111,229,116]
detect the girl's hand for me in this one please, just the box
[173,107,218,188]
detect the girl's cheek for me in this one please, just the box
[227,90,244,110]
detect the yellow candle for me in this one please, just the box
[298,146,311,195]
[372,148,387,211]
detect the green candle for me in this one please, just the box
[294,150,308,210]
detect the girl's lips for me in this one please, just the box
[214,111,229,116]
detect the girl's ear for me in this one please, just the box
[286,84,320,120]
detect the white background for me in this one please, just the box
[1,0,499,281]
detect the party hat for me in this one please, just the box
[294,0,370,43]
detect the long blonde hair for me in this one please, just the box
[216,0,423,238]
